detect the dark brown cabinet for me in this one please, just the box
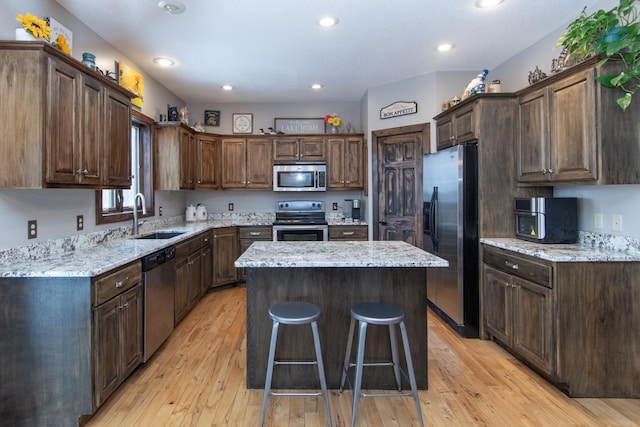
[221,137,272,189]
[196,133,221,189]
[435,103,476,150]
[213,227,238,286]
[175,231,211,324]
[179,127,196,189]
[328,225,368,241]
[93,262,143,408]
[0,42,133,189]
[482,244,640,397]
[237,226,272,281]
[326,136,365,189]
[273,136,325,161]
[516,56,640,185]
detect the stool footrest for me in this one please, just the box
[348,361,394,368]
[360,391,414,398]
[271,391,322,397]
[274,360,318,366]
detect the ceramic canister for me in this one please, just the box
[185,205,197,222]
[196,204,207,221]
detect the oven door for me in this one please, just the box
[273,225,328,241]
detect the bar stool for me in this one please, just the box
[260,301,332,427]
[339,302,423,427]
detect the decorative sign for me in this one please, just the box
[380,101,418,119]
[274,118,325,134]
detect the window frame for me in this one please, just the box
[95,109,154,225]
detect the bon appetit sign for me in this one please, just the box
[380,101,418,119]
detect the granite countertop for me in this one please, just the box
[234,240,448,268]
[481,237,640,262]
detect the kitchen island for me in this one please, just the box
[234,240,448,390]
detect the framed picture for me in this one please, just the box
[117,61,144,109]
[274,118,325,134]
[232,113,253,134]
[204,110,220,126]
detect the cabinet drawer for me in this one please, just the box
[483,247,552,288]
[94,261,142,306]
[453,104,476,142]
[329,225,368,240]
[238,226,272,240]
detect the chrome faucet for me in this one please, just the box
[132,192,147,235]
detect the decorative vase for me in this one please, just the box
[82,53,96,70]
[330,125,339,134]
[15,27,39,41]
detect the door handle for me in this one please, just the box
[379,220,387,225]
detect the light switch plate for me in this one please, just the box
[594,213,603,229]
[612,214,623,231]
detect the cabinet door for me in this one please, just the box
[549,68,597,182]
[78,75,103,185]
[93,296,120,408]
[196,134,220,189]
[46,58,82,184]
[517,88,551,182]
[119,284,143,380]
[201,239,213,294]
[246,137,272,188]
[326,138,345,188]
[103,87,132,188]
[273,137,299,161]
[188,251,202,306]
[483,265,513,346]
[344,137,364,188]
[453,105,476,143]
[436,114,454,150]
[221,138,247,188]
[213,228,238,286]
[174,256,190,324]
[180,128,196,189]
[513,276,554,375]
[299,137,325,160]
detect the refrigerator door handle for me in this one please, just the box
[430,186,439,251]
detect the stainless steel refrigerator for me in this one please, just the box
[423,144,479,338]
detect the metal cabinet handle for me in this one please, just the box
[250,232,261,236]
[343,231,355,236]
[504,261,519,270]
[115,277,128,288]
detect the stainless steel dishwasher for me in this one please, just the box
[142,246,176,362]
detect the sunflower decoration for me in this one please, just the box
[324,113,342,127]
[16,13,51,40]
[52,34,71,55]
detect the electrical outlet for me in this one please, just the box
[612,214,623,231]
[228,203,234,211]
[333,202,338,211]
[27,220,37,239]
[594,213,603,229]
[76,215,84,231]
[159,206,163,216]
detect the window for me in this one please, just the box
[96,110,154,224]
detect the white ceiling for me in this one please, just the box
[54,0,601,104]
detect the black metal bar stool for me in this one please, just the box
[339,302,423,427]
[260,301,332,427]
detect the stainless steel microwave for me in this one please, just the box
[514,197,578,244]
[273,162,326,192]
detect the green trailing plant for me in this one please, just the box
[556,0,640,110]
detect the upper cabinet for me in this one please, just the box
[195,133,221,189]
[326,136,365,189]
[0,41,134,189]
[435,103,477,150]
[221,137,272,189]
[516,56,640,185]
[273,136,325,161]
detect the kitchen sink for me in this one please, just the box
[135,231,185,240]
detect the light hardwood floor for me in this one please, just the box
[86,286,640,426]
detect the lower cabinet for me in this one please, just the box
[483,263,553,375]
[482,244,640,397]
[328,224,368,241]
[174,231,211,324]
[92,263,143,408]
[213,227,238,287]
[237,226,272,281]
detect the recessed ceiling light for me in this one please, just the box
[318,16,339,27]
[475,0,505,8]
[311,83,324,90]
[222,85,233,91]
[158,1,186,14]
[436,43,455,52]
[153,57,175,67]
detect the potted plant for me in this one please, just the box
[556,0,640,110]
